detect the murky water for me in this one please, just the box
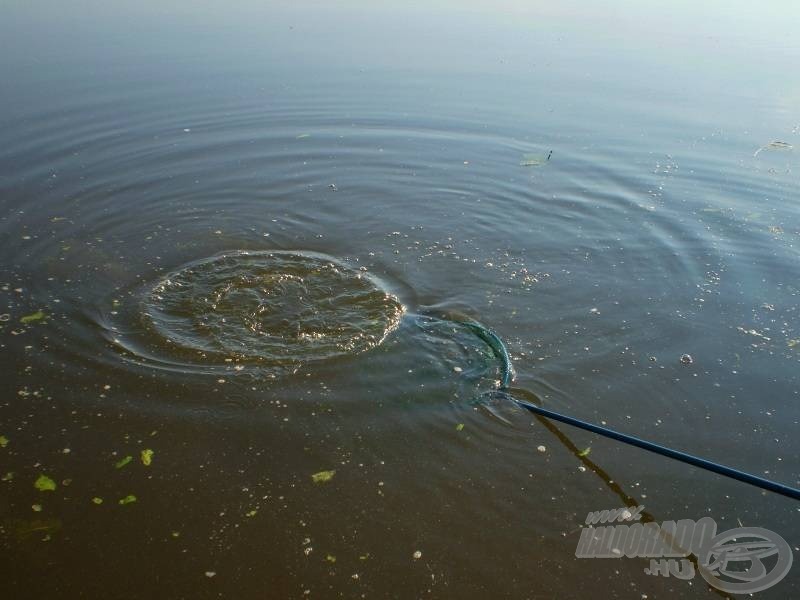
[1,1,799,598]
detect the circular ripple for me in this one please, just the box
[141,251,404,367]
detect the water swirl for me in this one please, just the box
[137,250,404,369]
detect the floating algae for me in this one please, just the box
[20,310,46,324]
[140,449,154,466]
[34,475,57,492]
[139,251,404,371]
[311,470,336,483]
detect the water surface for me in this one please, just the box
[1,1,799,598]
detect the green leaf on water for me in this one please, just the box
[578,447,592,457]
[115,455,133,469]
[118,495,137,505]
[326,554,337,563]
[311,470,336,484]
[456,423,465,431]
[92,497,103,505]
[140,449,154,466]
[0,435,8,448]
[1,471,14,482]
[20,310,46,324]
[34,475,57,492]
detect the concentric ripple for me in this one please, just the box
[141,251,404,368]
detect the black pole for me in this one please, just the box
[513,397,800,502]
[458,319,800,502]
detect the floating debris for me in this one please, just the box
[311,470,336,484]
[680,354,693,365]
[118,495,137,505]
[737,327,771,342]
[0,435,8,448]
[34,475,57,492]
[456,423,465,431]
[754,141,793,157]
[140,449,154,466]
[92,497,103,505]
[537,445,547,453]
[115,456,133,469]
[578,447,591,457]
[20,310,46,324]
[520,151,552,167]
[412,550,422,560]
